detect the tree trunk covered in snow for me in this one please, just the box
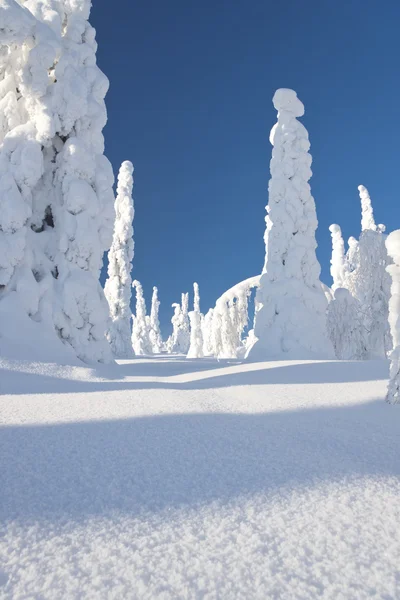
[104,161,134,358]
[0,0,115,363]
[247,89,333,360]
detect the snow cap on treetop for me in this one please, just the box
[272,88,304,117]
[329,224,341,234]
[121,160,134,175]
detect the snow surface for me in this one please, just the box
[1,356,399,598]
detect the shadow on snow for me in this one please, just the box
[1,399,398,525]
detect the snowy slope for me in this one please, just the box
[1,357,399,599]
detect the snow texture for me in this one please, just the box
[131,280,152,355]
[247,89,333,360]
[104,161,134,358]
[385,230,400,403]
[187,282,204,358]
[0,355,398,599]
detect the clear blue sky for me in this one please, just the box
[93,0,400,333]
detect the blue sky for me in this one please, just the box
[93,0,400,333]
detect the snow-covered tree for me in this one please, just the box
[329,224,347,291]
[131,280,152,355]
[359,184,377,232]
[187,282,204,358]
[202,308,214,356]
[104,161,134,358]
[247,89,333,360]
[0,0,115,363]
[385,230,400,404]
[327,288,367,360]
[345,185,391,359]
[149,286,163,354]
[166,293,190,354]
[346,236,359,274]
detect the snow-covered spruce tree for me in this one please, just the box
[0,0,116,363]
[246,89,333,360]
[345,185,391,359]
[187,282,204,358]
[131,280,152,355]
[218,299,238,359]
[327,288,367,360]
[0,0,63,349]
[104,161,134,358]
[202,308,215,356]
[167,292,190,354]
[50,0,115,363]
[149,286,163,353]
[385,230,400,404]
[329,224,348,291]
[166,302,181,353]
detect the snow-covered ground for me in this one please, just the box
[1,356,399,599]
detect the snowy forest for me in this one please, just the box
[1,0,400,404]
[2,2,400,598]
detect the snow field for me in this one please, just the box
[1,357,399,599]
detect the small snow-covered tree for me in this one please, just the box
[187,282,204,358]
[385,230,400,404]
[166,302,181,353]
[247,89,333,360]
[202,308,214,356]
[329,224,347,291]
[327,288,367,360]
[149,286,163,353]
[104,161,134,358]
[131,280,152,355]
[345,185,391,359]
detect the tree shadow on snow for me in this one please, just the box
[1,400,399,525]
[0,359,389,395]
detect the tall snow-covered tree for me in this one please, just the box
[131,280,152,355]
[0,0,115,363]
[0,0,62,351]
[104,161,134,358]
[187,282,204,358]
[329,224,347,291]
[247,89,333,360]
[149,286,163,353]
[327,288,367,360]
[385,230,400,404]
[51,0,115,363]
